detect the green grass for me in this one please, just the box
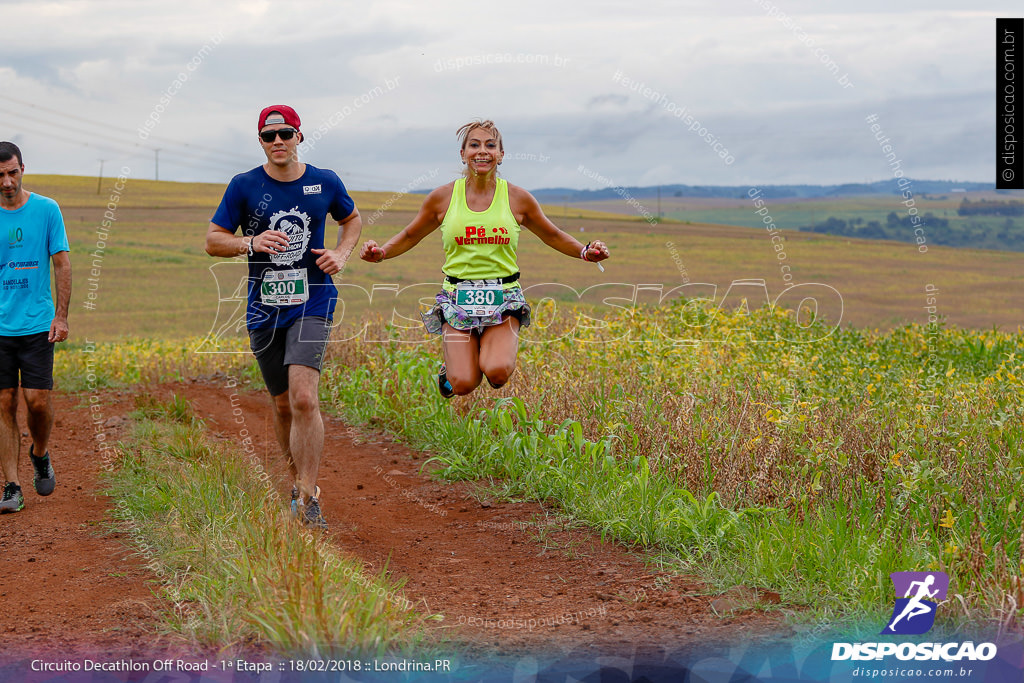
[660,196,960,230]
[104,395,428,655]
[319,301,1024,635]
[582,193,965,229]
[53,337,256,392]
[29,172,1024,643]
[27,173,1024,342]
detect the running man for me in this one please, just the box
[205,105,362,528]
[359,119,609,396]
[887,574,939,632]
[0,142,71,514]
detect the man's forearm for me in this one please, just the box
[206,224,251,257]
[54,258,71,319]
[334,216,363,258]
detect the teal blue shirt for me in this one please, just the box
[0,193,70,336]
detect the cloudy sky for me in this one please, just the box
[0,0,1016,191]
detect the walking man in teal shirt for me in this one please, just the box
[0,142,71,513]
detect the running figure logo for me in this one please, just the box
[882,571,949,635]
[267,207,311,266]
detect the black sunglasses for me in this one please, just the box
[259,128,298,143]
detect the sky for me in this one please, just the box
[0,0,1017,191]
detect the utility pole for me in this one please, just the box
[155,149,161,181]
[96,159,106,195]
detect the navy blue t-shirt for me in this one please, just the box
[212,164,355,330]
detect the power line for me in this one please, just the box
[6,118,408,185]
[1,96,416,185]
[4,104,400,185]
[1,106,150,153]
[0,119,248,176]
[0,106,247,171]
[2,120,148,159]
[3,102,423,188]
[0,95,252,165]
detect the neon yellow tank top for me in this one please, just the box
[439,178,521,281]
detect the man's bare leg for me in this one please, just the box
[287,364,323,501]
[270,390,296,483]
[0,388,20,487]
[23,388,53,460]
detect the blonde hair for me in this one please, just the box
[457,119,503,151]
[457,120,503,178]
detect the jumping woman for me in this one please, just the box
[360,120,610,397]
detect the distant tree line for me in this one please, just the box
[799,212,1024,251]
[800,212,949,237]
[957,199,1024,216]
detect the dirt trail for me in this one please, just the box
[0,378,787,664]
[0,389,172,661]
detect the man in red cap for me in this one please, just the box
[205,105,362,529]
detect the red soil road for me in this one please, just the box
[0,379,789,661]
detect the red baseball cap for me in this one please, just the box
[258,105,301,131]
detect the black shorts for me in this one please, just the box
[0,331,55,390]
[248,316,330,397]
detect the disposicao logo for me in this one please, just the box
[883,571,948,635]
[831,570,997,662]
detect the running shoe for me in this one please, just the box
[30,446,55,496]
[438,363,455,399]
[290,485,299,516]
[0,482,24,513]
[302,487,328,529]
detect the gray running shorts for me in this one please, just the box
[248,316,330,396]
